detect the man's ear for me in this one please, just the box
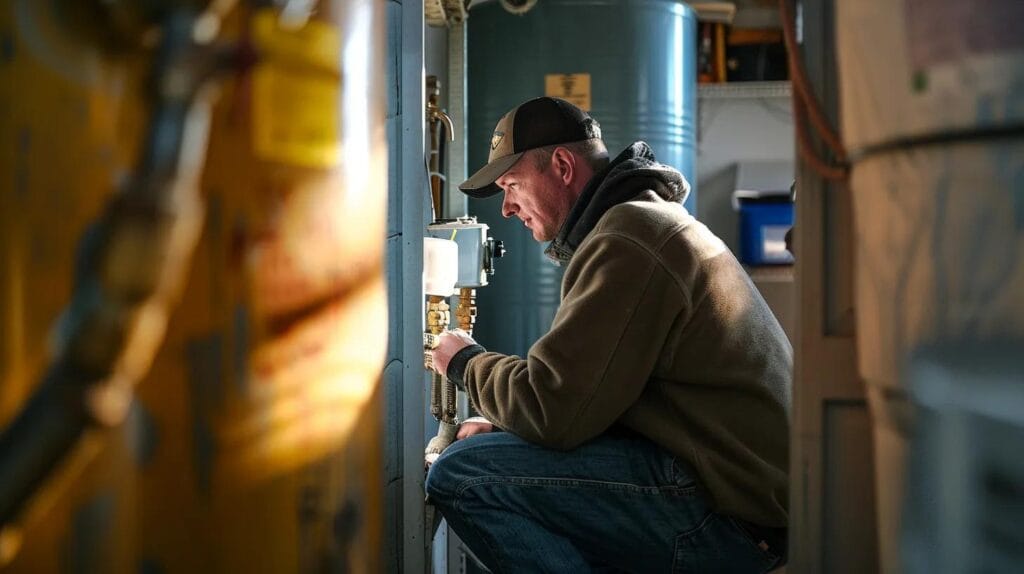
[551,147,576,185]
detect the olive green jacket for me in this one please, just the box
[449,143,792,527]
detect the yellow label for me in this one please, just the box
[251,9,340,73]
[545,73,592,111]
[252,64,340,168]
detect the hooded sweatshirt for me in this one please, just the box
[448,142,793,528]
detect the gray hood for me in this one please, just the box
[545,141,691,263]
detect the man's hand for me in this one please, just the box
[457,416,494,440]
[427,328,477,377]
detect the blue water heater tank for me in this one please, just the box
[467,0,698,357]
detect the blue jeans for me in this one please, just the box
[425,431,783,573]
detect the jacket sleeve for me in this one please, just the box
[463,232,689,449]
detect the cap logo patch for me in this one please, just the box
[490,131,505,151]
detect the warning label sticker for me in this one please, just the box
[545,74,592,111]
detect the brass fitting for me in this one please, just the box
[455,288,477,335]
[425,295,452,421]
[426,295,450,335]
[424,294,450,372]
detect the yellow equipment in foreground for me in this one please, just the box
[0,1,386,571]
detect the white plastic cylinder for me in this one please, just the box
[423,237,459,296]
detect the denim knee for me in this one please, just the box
[425,437,487,504]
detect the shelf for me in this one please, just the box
[697,81,792,100]
[746,264,795,282]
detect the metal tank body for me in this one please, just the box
[466,0,697,357]
[0,1,386,571]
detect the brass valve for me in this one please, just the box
[425,295,453,421]
[426,295,451,335]
[424,296,450,367]
[455,288,477,334]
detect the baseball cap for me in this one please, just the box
[459,97,602,198]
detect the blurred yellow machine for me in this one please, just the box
[0,1,386,571]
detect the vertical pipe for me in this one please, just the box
[445,20,468,220]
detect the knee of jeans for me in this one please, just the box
[425,439,482,503]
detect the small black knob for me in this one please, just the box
[492,239,506,259]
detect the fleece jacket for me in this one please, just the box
[448,142,793,527]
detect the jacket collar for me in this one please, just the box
[545,142,691,263]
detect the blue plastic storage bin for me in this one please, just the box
[738,200,794,265]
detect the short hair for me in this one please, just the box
[529,138,609,173]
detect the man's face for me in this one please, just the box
[494,151,575,242]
